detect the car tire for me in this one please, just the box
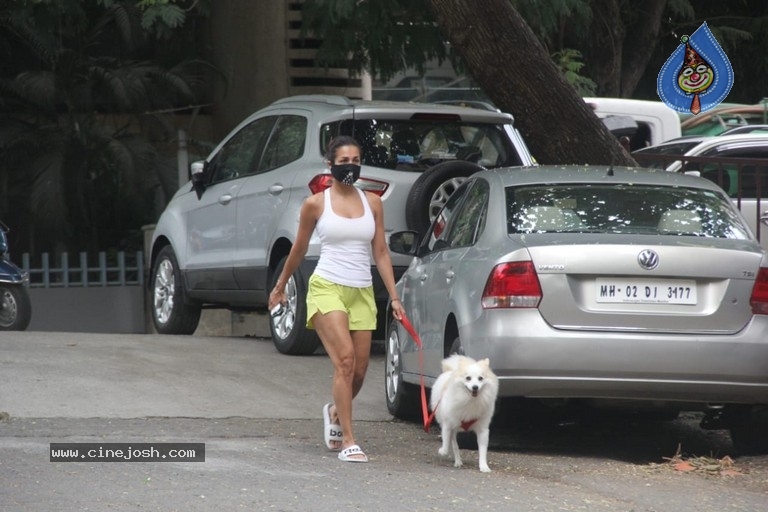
[385,315,420,420]
[0,285,31,331]
[269,256,321,356]
[405,161,485,235]
[151,245,201,335]
[729,405,768,455]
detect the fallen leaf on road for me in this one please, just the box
[660,443,745,476]
[673,461,696,472]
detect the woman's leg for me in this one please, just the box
[313,311,370,456]
[350,329,372,398]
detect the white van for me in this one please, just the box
[584,97,682,151]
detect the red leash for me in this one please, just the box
[399,314,437,432]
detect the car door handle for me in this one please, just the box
[218,194,233,205]
[419,274,428,282]
[760,211,768,227]
[445,270,455,281]
[269,184,284,195]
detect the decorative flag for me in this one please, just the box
[657,22,733,115]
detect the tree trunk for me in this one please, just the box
[620,0,668,96]
[585,0,625,97]
[426,0,634,166]
[584,0,668,97]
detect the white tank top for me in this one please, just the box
[313,187,376,287]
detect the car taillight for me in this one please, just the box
[481,261,542,309]
[308,174,334,194]
[308,173,389,196]
[750,267,768,315]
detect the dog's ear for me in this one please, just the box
[478,358,490,368]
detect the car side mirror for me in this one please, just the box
[190,161,207,199]
[388,231,420,255]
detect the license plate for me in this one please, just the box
[595,278,697,305]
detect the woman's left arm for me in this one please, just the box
[367,192,405,320]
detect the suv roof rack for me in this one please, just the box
[271,95,354,107]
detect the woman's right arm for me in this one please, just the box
[268,194,320,309]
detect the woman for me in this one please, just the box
[268,135,405,463]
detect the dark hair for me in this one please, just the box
[325,135,362,162]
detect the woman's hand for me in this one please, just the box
[390,298,405,321]
[268,286,286,312]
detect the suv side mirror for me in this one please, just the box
[388,231,420,255]
[190,161,207,199]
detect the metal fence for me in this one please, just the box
[21,251,145,288]
[632,153,767,243]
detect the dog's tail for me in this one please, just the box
[441,354,467,372]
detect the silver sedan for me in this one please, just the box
[385,165,768,454]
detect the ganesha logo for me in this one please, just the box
[657,22,733,115]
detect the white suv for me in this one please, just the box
[149,95,535,354]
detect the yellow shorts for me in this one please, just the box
[306,274,377,331]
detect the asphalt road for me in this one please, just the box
[1,331,767,512]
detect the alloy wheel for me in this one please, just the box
[0,289,18,327]
[153,258,175,325]
[385,326,402,404]
[428,176,467,222]
[271,274,297,339]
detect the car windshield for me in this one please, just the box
[506,184,751,239]
[321,118,522,171]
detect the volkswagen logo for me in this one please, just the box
[638,249,659,270]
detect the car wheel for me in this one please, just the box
[405,161,485,235]
[0,285,31,331]
[729,405,768,455]
[151,245,201,335]
[385,315,420,420]
[269,256,320,355]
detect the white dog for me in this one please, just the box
[429,354,499,472]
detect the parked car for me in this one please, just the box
[631,135,711,168]
[149,95,536,354]
[680,103,768,136]
[719,124,768,136]
[633,134,768,251]
[385,165,768,454]
[583,97,683,150]
[631,129,768,169]
[0,220,31,331]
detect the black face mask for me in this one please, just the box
[330,163,361,185]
